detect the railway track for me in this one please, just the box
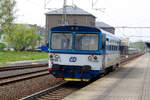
[0,70,49,86]
[0,64,49,86]
[20,54,143,100]
[21,81,89,100]
[0,64,48,72]
[121,54,143,64]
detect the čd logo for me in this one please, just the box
[69,57,77,62]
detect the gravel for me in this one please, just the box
[0,74,62,100]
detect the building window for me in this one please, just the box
[73,19,78,25]
[66,20,69,25]
[58,20,62,25]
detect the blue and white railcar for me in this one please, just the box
[48,25,120,82]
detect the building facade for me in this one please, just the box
[96,22,115,34]
[45,6,96,43]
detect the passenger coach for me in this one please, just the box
[48,25,120,82]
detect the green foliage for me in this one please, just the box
[0,51,48,64]
[6,24,41,51]
[0,43,6,51]
[0,0,16,35]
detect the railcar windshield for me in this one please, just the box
[51,33,73,50]
[75,34,99,51]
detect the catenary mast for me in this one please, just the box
[62,0,67,25]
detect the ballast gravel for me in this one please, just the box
[0,74,62,100]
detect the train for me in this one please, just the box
[128,47,139,55]
[48,25,120,82]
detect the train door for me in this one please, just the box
[102,34,106,68]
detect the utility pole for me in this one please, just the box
[44,0,46,9]
[92,0,94,9]
[62,0,67,25]
[92,0,98,9]
[92,0,105,13]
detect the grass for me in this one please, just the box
[0,51,48,64]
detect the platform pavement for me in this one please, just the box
[0,59,48,67]
[64,54,150,100]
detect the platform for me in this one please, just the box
[64,53,150,100]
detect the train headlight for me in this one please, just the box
[88,56,92,61]
[55,55,60,59]
[55,55,60,62]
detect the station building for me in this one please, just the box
[96,22,115,34]
[45,5,96,43]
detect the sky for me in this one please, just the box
[15,0,150,42]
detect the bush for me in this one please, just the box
[0,43,6,51]
[6,24,41,51]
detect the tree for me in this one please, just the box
[6,24,41,51]
[0,0,16,35]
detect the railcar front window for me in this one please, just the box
[51,33,73,50]
[75,34,99,51]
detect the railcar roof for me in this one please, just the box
[50,25,120,40]
[51,25,101,33]
[100,28,120,41]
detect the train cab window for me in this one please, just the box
[51,33,73,50]
[75,34,99,51]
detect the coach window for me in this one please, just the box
[113,45,115,51]
[106,38,109,41]
[107,45,109,50]
[113,46,114,51]
[110,40,112,51]
[113,45,114,51]
[117,46,118,51]
[109,45,111,51]
[116,42,117,51]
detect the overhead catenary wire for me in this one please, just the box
[99,26,150,29]
[44,0,53,9]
